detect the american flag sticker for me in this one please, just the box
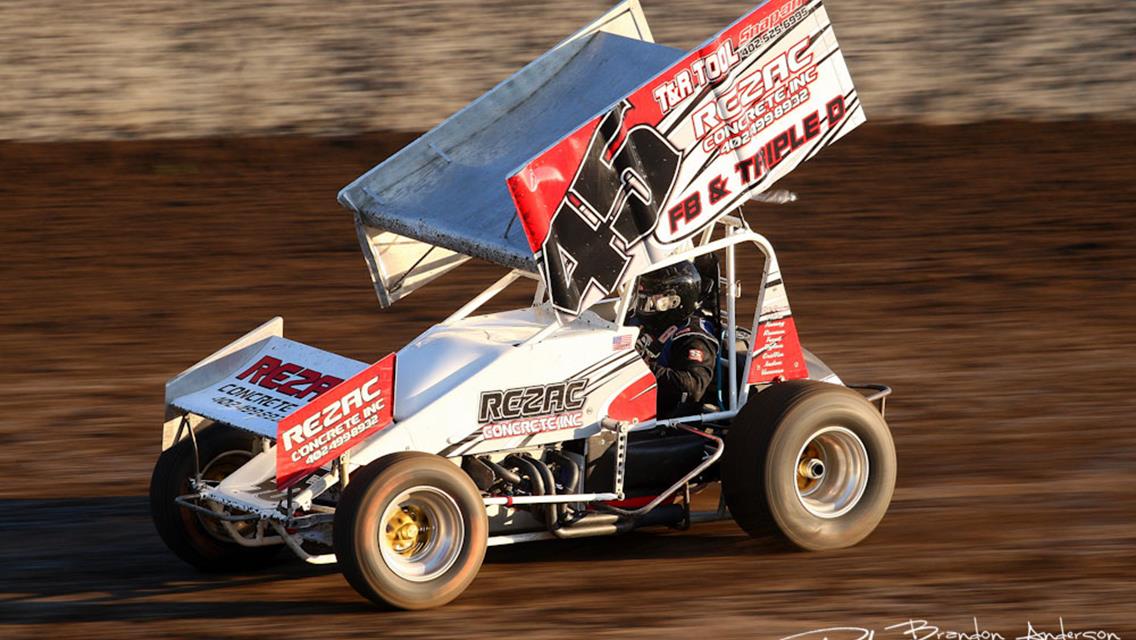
[612,334,633,351]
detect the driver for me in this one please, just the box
[629,261,719,418]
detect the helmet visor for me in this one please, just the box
[636,291,681,316]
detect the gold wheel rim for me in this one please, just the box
[796,442,823,494]
[384,504,431,556]
[377,486,464,582]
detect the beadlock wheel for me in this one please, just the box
[794,426,870,518]
[334,452,487,610]
[723,380,896,551]
[379,486,466,582]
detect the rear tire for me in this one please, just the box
[149,425,283,571]
[333,452,487,610]
[722,380,896,550]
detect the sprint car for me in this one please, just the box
[151,0,896,610]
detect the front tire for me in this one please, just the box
[333,452,487,610]
[722,380,896,550]
[149,424,283,571]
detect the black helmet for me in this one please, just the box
[635,261,701,328]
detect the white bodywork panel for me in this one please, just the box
[393,307,551,420]
[170,307,648,478]
[349,307,650,468]
[201,307,650,519]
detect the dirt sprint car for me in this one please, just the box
[151,0,895,610]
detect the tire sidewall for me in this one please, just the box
[149,425,282,570]
[763,388,896,550]
[340,454,487,610]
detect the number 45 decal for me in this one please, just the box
[541,100,683,316]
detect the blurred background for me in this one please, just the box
[2,0,1132,140]
[0,1,1133,638]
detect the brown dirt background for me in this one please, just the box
[0,123,1133,637]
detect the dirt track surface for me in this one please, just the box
[0,123,1133,638]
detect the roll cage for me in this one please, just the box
[443,212,777,424]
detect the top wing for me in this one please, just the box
[338,1,679,306]
[507,0,865,319]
